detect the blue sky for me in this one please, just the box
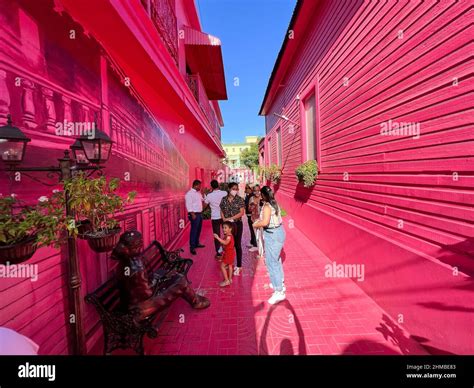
[196,0,296,144]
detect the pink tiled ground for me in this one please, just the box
[144,218,428,355]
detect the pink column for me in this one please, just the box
[21,79,37,128]
[0,69,10,124]
[42,86,56,133]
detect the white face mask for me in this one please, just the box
[230,190,238,197]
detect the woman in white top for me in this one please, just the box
[252,186,286,305]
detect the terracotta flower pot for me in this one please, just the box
[84,228,121,253]
[0,235,38,265]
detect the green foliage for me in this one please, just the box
[64,172,136,234]
[202,207,211,220]
[295,160,318,187]
[0,195,32,245]
[240,142,259,169]
[202,187,211,220]
[262,164,282,184]
[0,173,137,248]
[0,192,75,248]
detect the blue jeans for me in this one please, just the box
[188,213,203,249]
[264,225,286,292]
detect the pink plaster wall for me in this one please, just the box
[0,0,224,354]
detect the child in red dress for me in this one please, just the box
[213,221,235,287]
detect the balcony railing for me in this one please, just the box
[186,73,221,141]
[141,0,178,65]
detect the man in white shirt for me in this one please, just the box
[185,180,205,255]
[204,180,227,259]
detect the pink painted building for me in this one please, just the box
[259,0,473,354]
[0,0,226,354]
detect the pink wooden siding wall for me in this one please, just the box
[264,0,473,354]
[0,0,222,354]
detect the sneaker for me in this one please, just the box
[269,283,286,292]
[249,246,259,252]
[233,267,242,276]
[219,280,231,287]
[268,291,286,305]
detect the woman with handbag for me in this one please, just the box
[253,186,286,305]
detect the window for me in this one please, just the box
[304,93,317,161]
[276,128,282,166]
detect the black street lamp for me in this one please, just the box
[78,124,112,164]
[70,139,89,166]
[0,115,31,164]
[0,113,112,355]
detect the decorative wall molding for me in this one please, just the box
[61,95,73,123]
[0,69,10,123]
[21,78,36,128]
[42,86,56,133]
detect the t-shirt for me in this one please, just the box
[204,190,227,220]
[249,196,262,222]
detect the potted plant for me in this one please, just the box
[0,194,37,264]
[65,172,136,253]
[295,160,319,188]
[76,219,92,239]
[0,191,75,264]
[264,164,282,184]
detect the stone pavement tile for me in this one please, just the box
[145,218,428,355]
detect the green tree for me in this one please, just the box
[240,141,259,169]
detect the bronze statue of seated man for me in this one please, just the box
[111,230,210,321]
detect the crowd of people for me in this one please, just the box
[185,179,286,305]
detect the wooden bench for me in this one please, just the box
[85,241,193,355]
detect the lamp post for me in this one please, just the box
[272,112,300,127]
[0,114,113,355]
[0,115,30,164]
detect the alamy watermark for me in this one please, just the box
[55,120,95,139]
[0,262,38,282]
[380,119,420,139]
[325,261,365,282]
[18,362,55,382]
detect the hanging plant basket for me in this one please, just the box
[84,228,121,253]
[76,219,92,239]
[295,160,319,188]
[263,164,282,185]
[0,235,38,265]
